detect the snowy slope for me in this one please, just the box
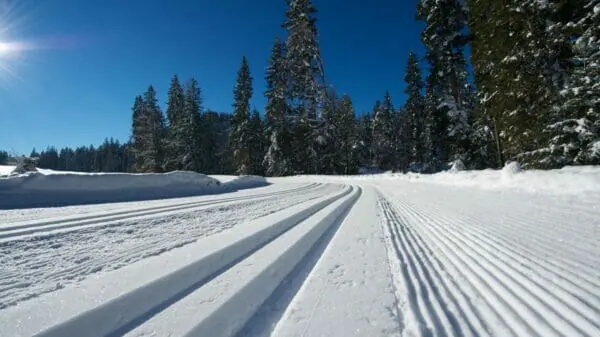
[0,166,599,337]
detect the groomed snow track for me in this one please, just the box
[1,177,599,337]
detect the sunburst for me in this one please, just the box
[0,0,38,87]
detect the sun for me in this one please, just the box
[0,40,24,56]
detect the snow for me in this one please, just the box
[1,166,599,337]
[350,163,600,196]
[0,166,269,209]
[0,165,14,175]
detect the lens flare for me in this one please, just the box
[0,0,38,87]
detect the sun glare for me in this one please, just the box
[0,0,41,86]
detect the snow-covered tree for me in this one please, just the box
[283,0,326,174]
[263,37,292,176]
[165,75,186,171]
[248,109,266,176]
[533,0,600,167]
[332,95,359,174]
[372,93,395,170]
[182,78,203,172]
[356,112,374,169]
[418,0,473,169]
[230,56,254,175]
[403,52,425,166]
[130,86,166,173]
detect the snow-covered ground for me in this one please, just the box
[0,166,599,337]
[0,165,268,209]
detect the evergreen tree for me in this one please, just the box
[199,110,219,173]
[143,85,166,172]
[403,52,424,166]
[356,112,374,168]
[130,95,147,172]
[372,93,395,170]
[165,75,186,171]
[249,109,266,175]
[230,56,254,175]
[332,95,359,174]
[183,78,204,172]
[283,0,326,174]
[0,151,9,165]
[534,0,600,166]
[468,0,568,167]
[418,0,473,169]
[264,37,292,176]
[128,86,166,173]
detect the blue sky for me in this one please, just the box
[0,0,424,155]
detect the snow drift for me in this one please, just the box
[295,164,600,196]
[0,168,268,209]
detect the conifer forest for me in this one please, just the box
[11,0,599,175]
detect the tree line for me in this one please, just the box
[7,0,599,175]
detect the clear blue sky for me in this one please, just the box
[0,0,424,155]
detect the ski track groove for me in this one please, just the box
[381,189,600,337]
[0,183,338,310]
[0,183,324,241]
[3,185,356,337]
[2,179,599,337]
[380,193,515,335]
[397,197,572,337]
[421,195,600,313]
[380,191,540,337]
[380,197,454,337]
[378,194,491,337]
[420,200,600,332]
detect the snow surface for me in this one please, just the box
[0,166,599,337]
[298,163,600,196]
[0,166,269,209]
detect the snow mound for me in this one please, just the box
[319,164,600,196]
[0,168,269,209]
[406,164,600,195]
[502,161,522,177]
[222,175,269,189]
[2,171,220,192]
[0,165,15,176]
[449,160,466,173]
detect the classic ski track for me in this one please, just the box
[417,191,600,309]
[0,184,341,310]
[377,194,490,337]
[30,185,357,337]
[0,183,324,241]
[379,189,600,337]
[419,198,600,329]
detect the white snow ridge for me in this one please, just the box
[0,167,599,337]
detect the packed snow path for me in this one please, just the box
[0,176,598,337]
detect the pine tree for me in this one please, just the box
[130,95,147,172]
[468,0,569,167]
[183,78,203,172]
[403,52,425,167]
[332,95,359,175]
[165,75,186,171]
[140,85,166,172]
[418,0,473,170]
[230,56,254,175]
[534,0,600,166]
[283,0,326,174]
[356,112,374,169]
[248,109,266,175]
[264,37,292,176]
[372,93,395,170]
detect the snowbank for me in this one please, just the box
[361,164,600,195]
[0,168,268,209]
[0,165,15,176]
